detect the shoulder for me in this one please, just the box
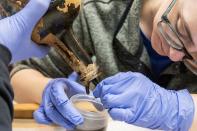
[0,0,20,18]
[82,0,128,12]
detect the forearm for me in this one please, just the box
[11,69,51,104]
[191,94,197,131]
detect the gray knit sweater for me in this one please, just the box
[11,0,197,93]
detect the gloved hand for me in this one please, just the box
[33,72,85,129]
[93,72,195,131]
[0,0,51,63]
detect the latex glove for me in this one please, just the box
[0,0,51,63]
[33,72,85,129]
[93,72,194,131]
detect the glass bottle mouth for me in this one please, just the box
[71,94,108,131]
[70,94,108,120]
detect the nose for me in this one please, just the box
[168,47,185,61]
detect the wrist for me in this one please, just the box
[142,85,194,131]
[177,90,195,131]
[161,89,194,131]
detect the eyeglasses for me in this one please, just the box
[157,0,197,75]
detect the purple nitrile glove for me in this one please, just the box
[93,72,195,131]
[0,0,51,63]
[33,72,86,129]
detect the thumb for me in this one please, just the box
[109,108,134,123]
[68,72,79,81]
[50,83,84,125]
[24,40,50,58]
[33,105,52,124]
[15,0,51,32]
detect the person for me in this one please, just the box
[0,0,51,130]
[10,0,197,130]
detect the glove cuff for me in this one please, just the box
[139,86,195,131]
[176,89,195,131]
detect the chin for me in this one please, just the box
[168,56,180,62]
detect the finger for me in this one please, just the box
[68,72,79,81]
[109,108,134,123]
[101,72,134,85]
[25,40,50,58]
[49,81,84,125]
[16,0,51,32]
[93,72,135,98]
[43,86,76,129]
[33,105,52,125]
[101,94,128,109]
[45,103,76,129]
[93,75,133,98]
[66,79,86,94]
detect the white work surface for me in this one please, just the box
[13,118,161,131]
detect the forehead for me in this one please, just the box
[180,0,197,50]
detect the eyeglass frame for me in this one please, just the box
[157,0,193,60]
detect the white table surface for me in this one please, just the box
[13,118,161,131]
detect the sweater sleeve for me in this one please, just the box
[10,0,95,79]
[0,44,14,131]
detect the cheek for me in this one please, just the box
[150,0,173,57]
[150,5,174,57]
[151,24,166,56]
